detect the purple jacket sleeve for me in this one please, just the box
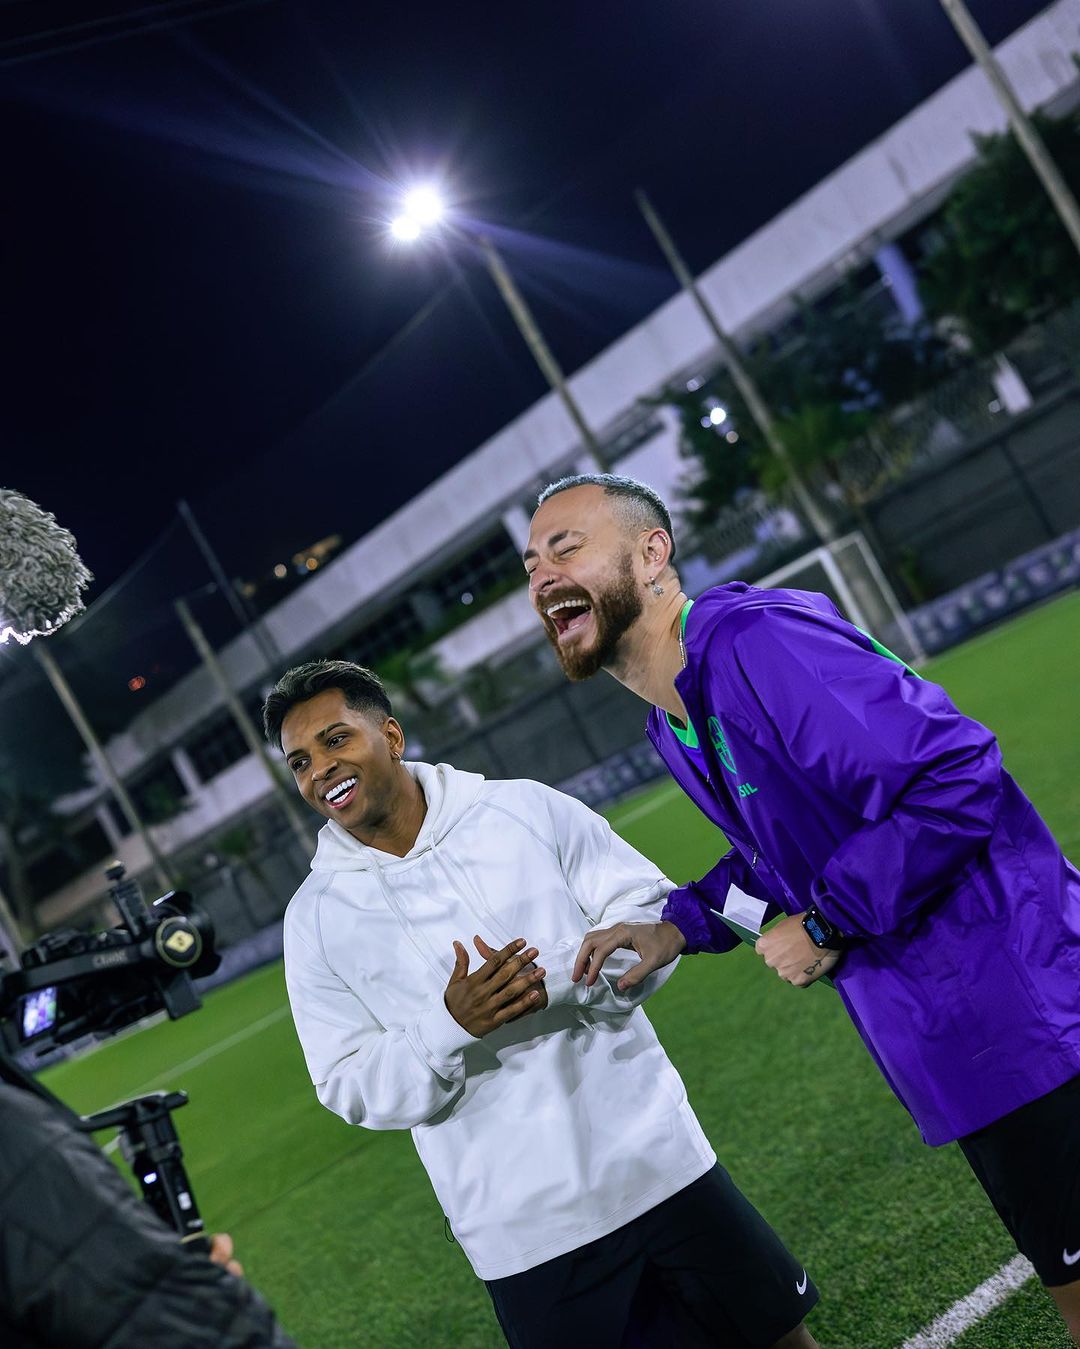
[725,608,1004,939]
[661,849,763,954]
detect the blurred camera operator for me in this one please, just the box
[0,1080,295,1348]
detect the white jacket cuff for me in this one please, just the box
[543,958,629,1012]
[542,963,581,1006]
[413,993,480,1068]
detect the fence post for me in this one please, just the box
[998,438,1055,542]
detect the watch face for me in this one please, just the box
[805,915,829,946]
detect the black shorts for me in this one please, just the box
[485,1165,819,1348]
[958,1073,1080,1287]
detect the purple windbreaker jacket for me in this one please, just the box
[655,583,1080,1145]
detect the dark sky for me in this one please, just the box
[3,0,1050,599]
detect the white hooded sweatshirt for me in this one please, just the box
[283,762,715,1281]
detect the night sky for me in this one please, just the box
[3,0,1050,598]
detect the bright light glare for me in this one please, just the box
[390,215,422,242]
[403,186,445,226]
[708,405,728,426]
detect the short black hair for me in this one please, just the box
[262,659,393,750]
[537,473,676,561]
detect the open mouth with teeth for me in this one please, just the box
[545,596,594,642]
[323,776,358,810]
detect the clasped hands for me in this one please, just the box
[444,935,549,1037]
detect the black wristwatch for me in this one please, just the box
[803,903,847,951]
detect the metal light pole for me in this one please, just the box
[634,188,834,545]
[940,0,1080,258]
[473,233,608,468]
[33,644,175,892]
[178,499,283,675]
[390,188,608,469]
[174,596,314,858]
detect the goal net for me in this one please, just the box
[756,530,926,667]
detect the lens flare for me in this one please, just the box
[390,214,422,242]
[403,185,444,226]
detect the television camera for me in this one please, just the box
[0,862,221,1250]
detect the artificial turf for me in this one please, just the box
[41,589,1080,1347]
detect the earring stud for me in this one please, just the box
[651,580,664,596]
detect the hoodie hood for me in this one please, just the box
[309,760,485,874]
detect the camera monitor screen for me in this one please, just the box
[20,986,59,1042]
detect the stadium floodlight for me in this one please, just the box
[403,185,445,227]
[390,214,423,243]
[384,185,606,463]
[389,184,446,243]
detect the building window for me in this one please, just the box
[106,797,133,839]
[187,714,252,783]
[325,529,523,674]
[129,760,189,824]
[430,530,522,610]
[337,603,427,670]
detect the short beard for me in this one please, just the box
[545,552,643,682]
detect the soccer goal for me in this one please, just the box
[756,529,927,667]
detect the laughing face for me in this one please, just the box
[525,485,645,681]
[281,687,406,842]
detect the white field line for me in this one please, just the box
[99,1004,291,1153]
[898,1255,1036,1348]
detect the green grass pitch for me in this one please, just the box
[41,591,1080,1347]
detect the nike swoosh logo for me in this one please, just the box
[1065,1248,1080,1266]
[796,1271,808,1295]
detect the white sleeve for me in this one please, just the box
[284,916,478,1131]
[537,787,679,1015]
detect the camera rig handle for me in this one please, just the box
[79,1090,211,1254]
[105,860,152,935]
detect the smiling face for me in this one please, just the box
[524,485,646,681]
[281,687,408,843]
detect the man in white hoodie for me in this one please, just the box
[264,659,819,1349]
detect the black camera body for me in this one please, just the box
[0,861,219,1058]
[0,863,222,1251]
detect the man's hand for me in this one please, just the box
[572,920,686,993]
[208,1232,244,1278]
[473,934,548,1020]
[444,936,548,1036]
[755,912,842,987]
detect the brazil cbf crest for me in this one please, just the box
[707,716,737,774]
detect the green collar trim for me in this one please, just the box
[666,600,698,747]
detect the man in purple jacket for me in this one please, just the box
[525,473,1080,1343]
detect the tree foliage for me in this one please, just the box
[662,287,954,523]
[920,110,1080,354]
[375,647,446,714]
